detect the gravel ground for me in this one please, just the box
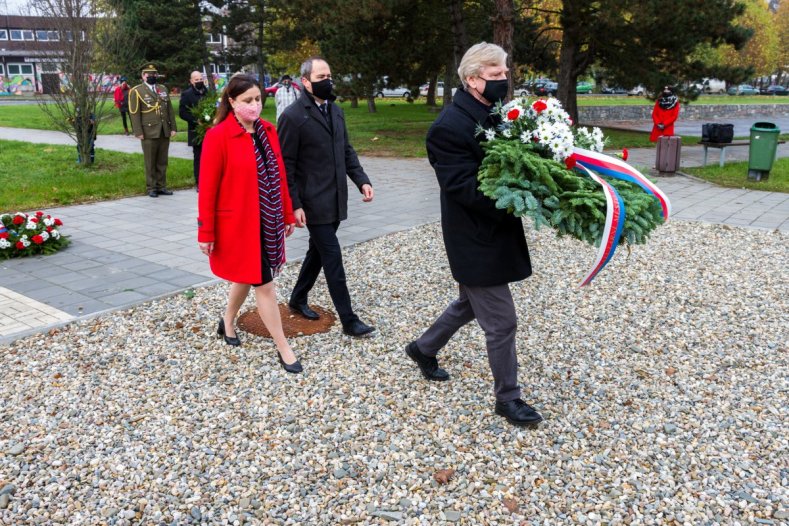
[0,220,787,525]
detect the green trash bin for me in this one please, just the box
[748,122,780,181]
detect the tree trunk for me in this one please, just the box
[426,74,438,106]
[257,11,267,108]
[367,95,377,113]
[449,0,468,64]
[557,27,579,125]
[350,96,359,108]
[492,0,515,100]
[443,55,454,107]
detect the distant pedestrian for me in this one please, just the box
[128,63,178,197]
[179,70,208,189]
[274,74,300,122]
[113,77,130,135]
[650,86,680,142]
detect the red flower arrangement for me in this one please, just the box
[0,212,69,259]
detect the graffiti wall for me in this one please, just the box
[0,75,35,95]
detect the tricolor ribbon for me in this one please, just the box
[571,147,672,286]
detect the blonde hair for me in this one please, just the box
[457,42,507,89]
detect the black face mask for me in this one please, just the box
[480,78,508,104]
[145,75,158,85]
[194,81,205,91]
[310,78,333,100]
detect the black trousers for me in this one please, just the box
[193,144,202,187]
[290,221,358,325]
[416,283,521,402]
[119,110,129,131]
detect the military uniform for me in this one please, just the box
[128,64,178,196]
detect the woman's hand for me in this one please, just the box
[285,223,295,237]
[199,241,214,255]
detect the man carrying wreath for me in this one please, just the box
[404,42,543,428]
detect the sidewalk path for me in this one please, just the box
[1,127,788,342]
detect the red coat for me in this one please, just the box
[113,85,126,108]
[198,116,295,284]
[650,101,680,142]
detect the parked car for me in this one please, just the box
[514,83,531,97]
[265,81,301,97]
[375,86,411,98]
[418,81,457,97]
[601,85,628,94]
[627,85,646,96]
[533,81,558,96]
[696,78,726,94]
[760,85,788,96]
[576,81,593,94]
[727,84,759,96]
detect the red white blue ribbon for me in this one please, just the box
[573,163,626,286]
[572,147,672,220]
[571,147,671,286]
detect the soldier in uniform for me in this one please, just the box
[128,64,178,197]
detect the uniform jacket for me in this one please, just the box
[650,100,680,142]
[427,88,532,287]
[128,82,177,139]
[197,116,295,284]
[277,90,371,225]
[179,85,206,147]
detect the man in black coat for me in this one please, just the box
[405,43,542,428]
[277,57,376,337]
[179,71,207,188]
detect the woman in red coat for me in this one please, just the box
[650,86,680,142]
[197,74,302,373]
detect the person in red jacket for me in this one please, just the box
[197,73,302,373]
[113,77,130,135]
[650,86,680,142]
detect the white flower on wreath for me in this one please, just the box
[52,230,61,239]
[520,131,531,144]
[502,128,512,139]
[484,129,497,142]
[0,239,10,249]
[25,221,37,230]
[43,217,54,227]
[40,231,50,242]
[19,236,30,248]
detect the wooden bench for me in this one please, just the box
[701,140,786,167]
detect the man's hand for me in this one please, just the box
[198,241,214,255]
[170,130,177,137]
[361,184,374,202]
[293,208,306,227]
[136,134,144,139]
[285,223,295,237]
[657,124,665,131]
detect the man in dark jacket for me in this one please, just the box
[277,57,376,337]
[405,42,542,428]
[179,70,208,188]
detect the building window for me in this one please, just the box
[36,30,49,41]
[206,33,222,44]
[40,62,59,73]
[48,31,59,41]
[11,29,35,41]
[0,30,8,40]
[210,63,229,74]
[0,64,4,76]
[7,64,34,76]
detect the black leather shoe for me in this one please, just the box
[405,342,449,381]
[343,319,375,337]
[157,189,174,196]
[217,318,241,346]
[494,399,543,428]
[278,352,303,374]
[288,302,320,320]
[148,191,158,198]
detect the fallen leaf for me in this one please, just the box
[502,498,519,513]
[433,468,455,485]
[228,355,239,364]
[623,399,634,406]
[665,366,677,376]
[53,373,63,379]
[371,137,379,141]
[48,328,59,336]
[533,477,544,487]
[175,322,184,329]
[191,326,201,333]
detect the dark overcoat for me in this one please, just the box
[277,90,371,225]
[179,85,206,147]
[427,88,532,287]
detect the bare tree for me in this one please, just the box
[31,0,132,166]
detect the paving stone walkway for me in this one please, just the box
[1,126,788,343]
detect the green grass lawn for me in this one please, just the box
[0,140,195,211]
[684,157,788,193]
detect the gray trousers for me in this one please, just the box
[416,283,521,402]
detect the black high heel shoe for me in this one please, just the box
[278,352,303,374]
[217,318,241,347]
